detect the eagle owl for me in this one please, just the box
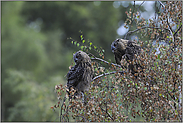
[111,38,142,76]
[66,51,94,99]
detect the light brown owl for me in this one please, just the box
[111,38,143,76]
[66,51,94,100]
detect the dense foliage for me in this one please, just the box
[1,1,182,122]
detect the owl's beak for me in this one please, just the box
[111,46,116,52]
[74,58,78,63]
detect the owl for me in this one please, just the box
[66,51,94,100]
[111,38,143,76]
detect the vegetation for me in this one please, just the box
[1,1,182,122]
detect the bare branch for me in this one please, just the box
[166,19,174,36]
[92,71,117,81]
[158,1,165,8]
[91,57,121,68]
[99,103,114,121]
[174,24,182,37]
[126,26,169,36]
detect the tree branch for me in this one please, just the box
[158,1,165,8]
[91,57,121,68]
[174,24,182,37]
[126,26,169,36]
[124,1,145,39]
[99,103,114,121]
[92,71,117,81]
[158,1,175,42]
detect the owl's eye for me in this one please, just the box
[76,55,78,58]
[114,43,116,47]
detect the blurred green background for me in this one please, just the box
[1,1,153,121]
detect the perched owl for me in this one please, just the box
[66,51,94,100]
[111,38,143,76]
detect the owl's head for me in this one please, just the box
[73,51,91,64]
[111,38,128,53]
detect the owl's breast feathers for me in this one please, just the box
[67,64,85,87]
[67,61,94,92]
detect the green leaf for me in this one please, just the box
[71,41,73,44]
[94,46,96,49]
[80,35,83,40]
[135,83,137,87]
[89,47,91,50]
[77,43,80,47]
[159,93,162,96]
[144,87,147,90]
[82,40,85,43]
[158,54,160,59]
[90,42,92,46]
[81,46,84,50]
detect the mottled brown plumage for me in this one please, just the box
[66,51,94,99]
[111,38,143,76]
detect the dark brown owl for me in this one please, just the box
[66,51,94,100]
[111,38,143,76]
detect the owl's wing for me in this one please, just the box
[67,65,84,87]
[127,41,141,53]
[125,41,141,60]
[115,54,122,65]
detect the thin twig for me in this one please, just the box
[174,24,182,37]
[91,57,121,68]
[92,71,117,81]
[99,103,114,121]
[75,115,88,122]
[60,96,67,122]
[162,97,182,121]
[166,19,174,36]
[129,1,136,28]
[126,26,169,36]
[158,1,175,42]
[124,1,145,39]
[158,1,165,8]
